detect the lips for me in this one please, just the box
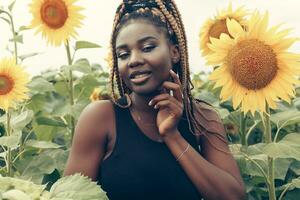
[129,70,152,84]
[129,70,151,79]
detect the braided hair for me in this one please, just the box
[109,0,227,148]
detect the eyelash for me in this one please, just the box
[117,45,156,60]
[142,45,156,52]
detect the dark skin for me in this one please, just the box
[64,20,246,200]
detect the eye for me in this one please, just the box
[142,45,156,52]
[117,52,129,60]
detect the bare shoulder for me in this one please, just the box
[80,100,114,122]
[76,100,114,139]
[64,100,114,179]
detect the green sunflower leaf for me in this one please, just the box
[262,133,300,160]
[25,140,62,149]
[28,76,55,94]
[75,41,101,50]
[36,117,67,127]
[48,173,109,200]
[8,0,16,11]
[68,58,92,73]
[9,34,23,44]
[270,109,300,128]
[0,176,47,199]
[19,52,40,61]
[0,132,21,148]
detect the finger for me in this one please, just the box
[149,93,181,107]
[154,100,183,116]
[169,70,183,101]
[162,80,183,103]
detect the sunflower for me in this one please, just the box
[0,58,30,111]
[199,3,248,57]
[206,12,300,115]
[89,88,111,102]
[29,0,84,46]
[105,48,113,69]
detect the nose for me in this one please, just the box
[128,50,144,68]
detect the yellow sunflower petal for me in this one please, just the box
[272,38,299,52]
[0,58,30,111]
[226,18,245,38]
[231,84,246,109]
[204,11,300,115]
[199,2,248,57]
[29,0,84,46]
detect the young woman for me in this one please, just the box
[64,1,245,199]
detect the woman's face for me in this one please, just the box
[115,20,179,95]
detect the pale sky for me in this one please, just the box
[1,0,300,76]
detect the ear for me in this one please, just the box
[170,44,180,64]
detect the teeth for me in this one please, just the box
[133,73,149,79]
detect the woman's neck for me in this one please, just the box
[130,92,158,114]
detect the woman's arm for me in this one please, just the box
[64,100,112,180]
[163,105,245,200]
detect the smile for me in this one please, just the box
[130,72,152,85]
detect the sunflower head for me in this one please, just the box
[105,48,113,70]
[199,2,248,57]
[0,58,30,111]
[29,0,84,46]
[206,11,300,115]
[90,88,111,102]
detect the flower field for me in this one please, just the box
[0,1,300,200]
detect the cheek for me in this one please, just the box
[150,50,173,73]
[117,63,128,83]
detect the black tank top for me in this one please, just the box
[98,100,203,200]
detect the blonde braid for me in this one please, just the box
[109,1,228,151]
[110,3,131,108]
[168,1,194,91]
[155,1,187,86]
[155,1,229,152]
[154,0,194,134]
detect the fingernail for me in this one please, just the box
[154,104,158,109]
[148,100,153,106]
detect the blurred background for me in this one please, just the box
[1,0,300,76]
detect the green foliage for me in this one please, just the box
[0,0,299,197]
[75,41,102,50]
[48,174,109,200]
[191,72,300,199]
[0,174,108,200]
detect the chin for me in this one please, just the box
[131,84,162,96]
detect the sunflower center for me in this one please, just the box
[40,0,68,29]
[208,19,230,39]
[227,39,278,90]
[0,74,14,95]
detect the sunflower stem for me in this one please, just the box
[0,10,18,63]
[264,105,276,200]
[1,8,18,177]
[65,40,75,142]
[6,110,12,177]
[278,181,293,200]
[240,112,247,146]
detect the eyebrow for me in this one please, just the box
[116,36,158,50]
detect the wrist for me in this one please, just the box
[163,129,182,144]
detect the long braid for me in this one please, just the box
[155,1,229,152]
[109,0,228,152]
[149,2,196,138]
[168,1,194,91]
[110,3,131,108]
[154,0,195,136]
[166,1,194,94]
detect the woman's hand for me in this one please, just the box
[149,69,184,137]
